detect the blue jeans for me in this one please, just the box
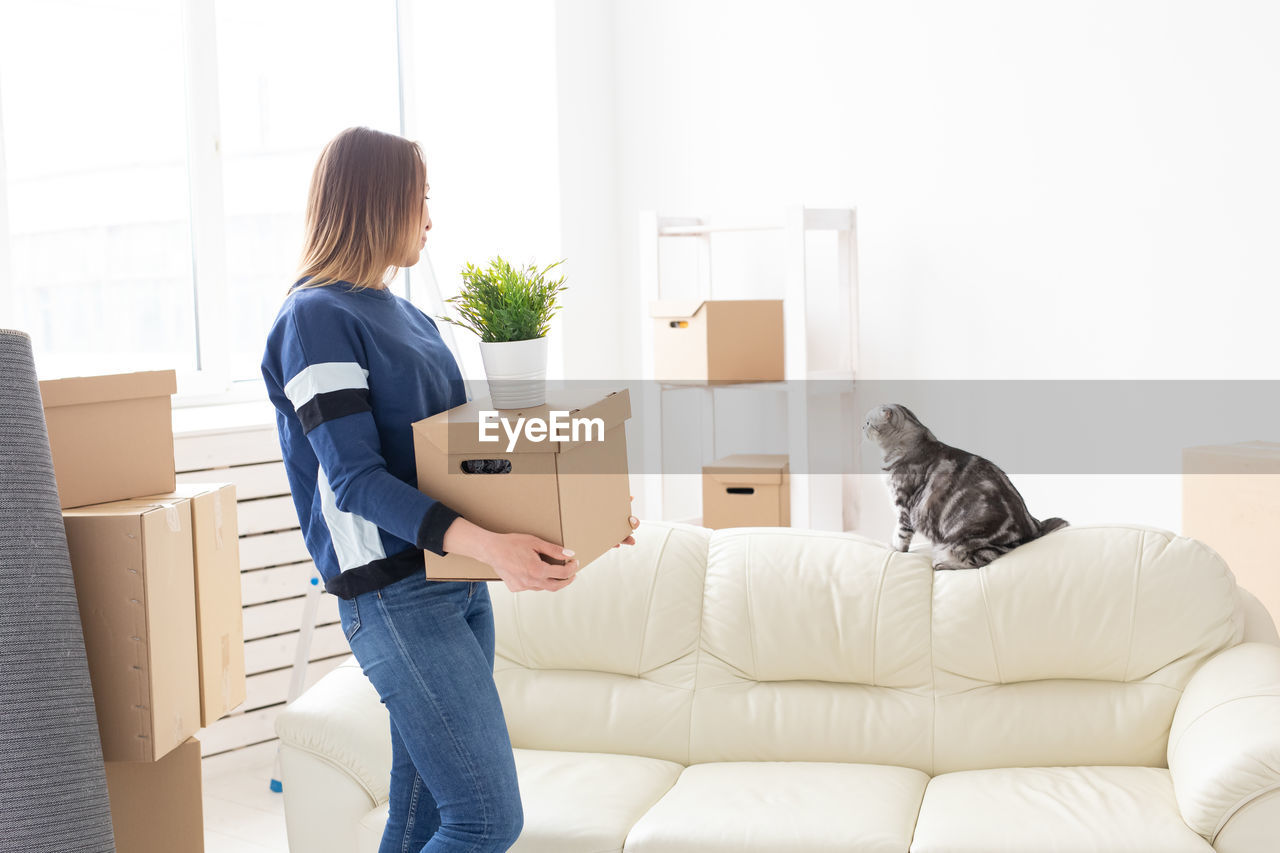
[338,573,523,853]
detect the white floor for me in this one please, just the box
[201,740,291,853]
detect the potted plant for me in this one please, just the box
[439,256,568,409]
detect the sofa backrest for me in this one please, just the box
[687,527,936,770]
[929,524,1242,773]
[489,522,1243,773]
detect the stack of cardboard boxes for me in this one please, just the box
[40,369,247,853]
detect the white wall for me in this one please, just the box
[554,0,622,379]
[592,0,1280,381]
[552,0,1280,537]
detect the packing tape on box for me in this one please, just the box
[164,503,181,533]
[213,491,224,549]
[221,635,232,704]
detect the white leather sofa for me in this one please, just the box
[275,522,1280,852]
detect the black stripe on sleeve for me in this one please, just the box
[297,387,372,434]
[325,549,424,599]
[416,502,462,556]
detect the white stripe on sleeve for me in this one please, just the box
[316,464,387,571]
[284,361,370,411]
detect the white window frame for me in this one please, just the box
[180,0,234,400]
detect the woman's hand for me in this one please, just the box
[614,495,640,548]
[442,517,579,593]
[481,532,581,593]
[442,498,639,593]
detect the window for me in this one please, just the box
[0,0,197,378]
[0,0,405,389]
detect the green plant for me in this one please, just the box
[438,256,568,343]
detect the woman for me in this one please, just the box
[261,126,637,853]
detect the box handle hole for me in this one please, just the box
[460,459,513,474]
[726,487,755,495]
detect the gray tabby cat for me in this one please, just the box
[863,403,1068,570]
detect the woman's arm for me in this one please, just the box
[277,305,454,555]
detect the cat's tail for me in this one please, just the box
[1038,517,1069,535]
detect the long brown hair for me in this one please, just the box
[293,126,426,292]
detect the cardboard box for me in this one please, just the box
[63,495,201,762]
[413,389,633,581]
[141,483,246,726]
[39,369,177,508]
[649,299,784,382]
[105,736,204,853]
[702,454,791,529]
[1184,441,1280,626]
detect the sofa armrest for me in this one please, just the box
[274,656,393,849]
[1167,643,1280,844]
[277,746,385,853]
[1238,588,1280,646]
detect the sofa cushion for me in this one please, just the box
[624,761,929,853]
[491,522,709,764]
[910,766,1213,853]
[690,528,936,770]
[355,748,683,853]
[509,748,683,852]
[931,525,1243,773]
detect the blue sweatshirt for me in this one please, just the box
[261,281,467,598]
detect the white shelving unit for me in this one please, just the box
[637,205,860,530]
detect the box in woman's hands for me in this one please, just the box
[412,388,632,581]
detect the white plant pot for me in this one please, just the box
[478,336,549,409]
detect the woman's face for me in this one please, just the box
[421,176,432,247]
[402,175,432,268]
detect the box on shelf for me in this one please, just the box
[413,388,633,581]
[1183,441,1280,626]
[63,495,200,763]
[702,454,791,529]
[141,483,246,727]
[105,736,204,853]
[39,369,177,509]
[649,299,784,383]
